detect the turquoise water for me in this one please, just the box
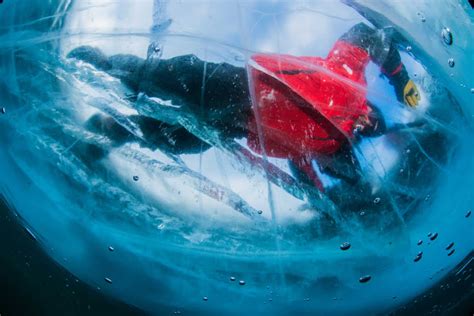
[0,1,473,315]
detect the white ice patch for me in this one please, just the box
[342,63,353,75]
[261,89,276,102]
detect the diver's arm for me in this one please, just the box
[67,46,145,92]
[67,46,250,108]
[339,23,420,107]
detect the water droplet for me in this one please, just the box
[133,175,139,181]
[430,232,438,241]
[417,240,423,246]
[340,242,351,251]
[373,197,381,204]
[104,277,112,284]
[447,249,455,256]
[441,27,453,45]
[230,276,236,281]
[445,242,454,250]
[359,275,371,283]
[203,296,208,301]
[108,246,114,252]
[448,58,455,68]
[406,46,412,52]
[0,107,5,114]
[465,210,471,218]
[239,280,246,285]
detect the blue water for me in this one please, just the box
[0,0,473,315]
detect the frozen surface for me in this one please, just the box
[0,0,473,315]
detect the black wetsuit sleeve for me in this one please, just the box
[137,54,251,136]
[138,55,250,112]
[339,23,410,101]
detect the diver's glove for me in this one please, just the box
[389,65,420,108]
[402,80,420,107]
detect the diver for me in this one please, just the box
[68,23,420,195]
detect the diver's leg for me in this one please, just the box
[70,46,251,152]
[85,113,211,155]
[129,115,211,154]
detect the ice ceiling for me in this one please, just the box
[0,0,473,315]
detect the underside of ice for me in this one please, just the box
[0,0,472,315]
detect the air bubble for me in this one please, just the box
[359,275,371,283]
[406,46,412,52]
[414,254,422,262]
[230,276,236,281]
[0,107,5,114]
[108,246,114,252]
[133,175,139,181]
[359,211,366,216]
[470,88,474,94]
[203,296,208,301]
[466,210,472,218]
[257,210,263,215]
[445,242,454,250]
[373,197,381,204]
[447,249,455,256]
[448,58,455,68]
[104,277,112,284]
[340,242,351,251]
[429,232,438,241]
[239,280,246,285]
[441,27,453,45]
[417,240,423,246]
